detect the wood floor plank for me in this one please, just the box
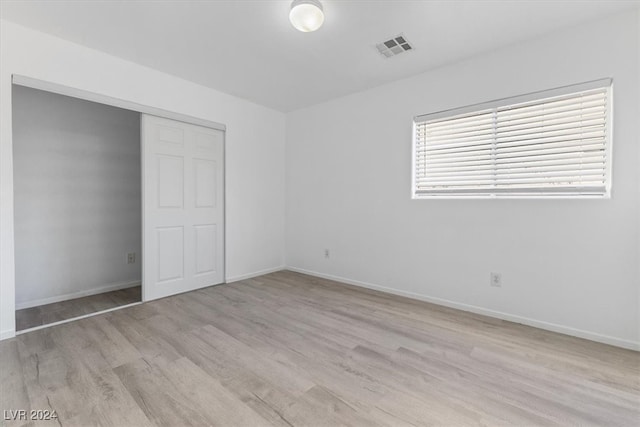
[1,270,638,426]
[283,385,383,427]
[114,357,211,427]
[15,286,141,332]
[152,356,273,426]
[0,339,31,427]
[105,311,183,365]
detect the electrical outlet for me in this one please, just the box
[490,272,502,287]
[324,249,330,259]
[127,252,136,264]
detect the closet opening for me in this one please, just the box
[12,85,142,332]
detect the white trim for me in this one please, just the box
[0,329,15,340]
[15,280,140,310]
[11,75,226,132]
[286,266,640,351]
[222,130,227,289]
[16,301,142,336]
[226,265,285,283]
[141,115,147,302]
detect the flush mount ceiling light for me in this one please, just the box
[289,0,324,32]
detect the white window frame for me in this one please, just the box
[411,79,613,199]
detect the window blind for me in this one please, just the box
[413,79,612,198]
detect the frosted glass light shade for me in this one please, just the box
[289,0,324,32]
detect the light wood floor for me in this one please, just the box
[15,286,141,331]
[1,271,638,426]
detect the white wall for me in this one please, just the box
[0,21,286,338]
[13,86,141,308]
[286,11,640,349]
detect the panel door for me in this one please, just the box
[142,114,224,301]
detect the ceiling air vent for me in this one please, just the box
[376,35,413,58]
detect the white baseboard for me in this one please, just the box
[226,265,285,283]
[0,329,15,340]
[15,280,141,310]
[286,266,640,351]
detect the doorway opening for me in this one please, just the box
[12,85,142,332]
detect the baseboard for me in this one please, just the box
[286,266,640,351]
[226,265,286,283]
[0,329,15,340]
[15,280,141,310]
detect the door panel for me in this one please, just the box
[157,226,184,282]
[157,155,184,208]
[143,114,224,301]
[194,159,217,208]
[194,224,217,275]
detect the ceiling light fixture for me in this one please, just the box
[289,0,324,32]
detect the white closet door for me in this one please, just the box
[142,114,224,301]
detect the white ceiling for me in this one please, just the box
[1,0,638,112]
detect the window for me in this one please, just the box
[412,79,612,198]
